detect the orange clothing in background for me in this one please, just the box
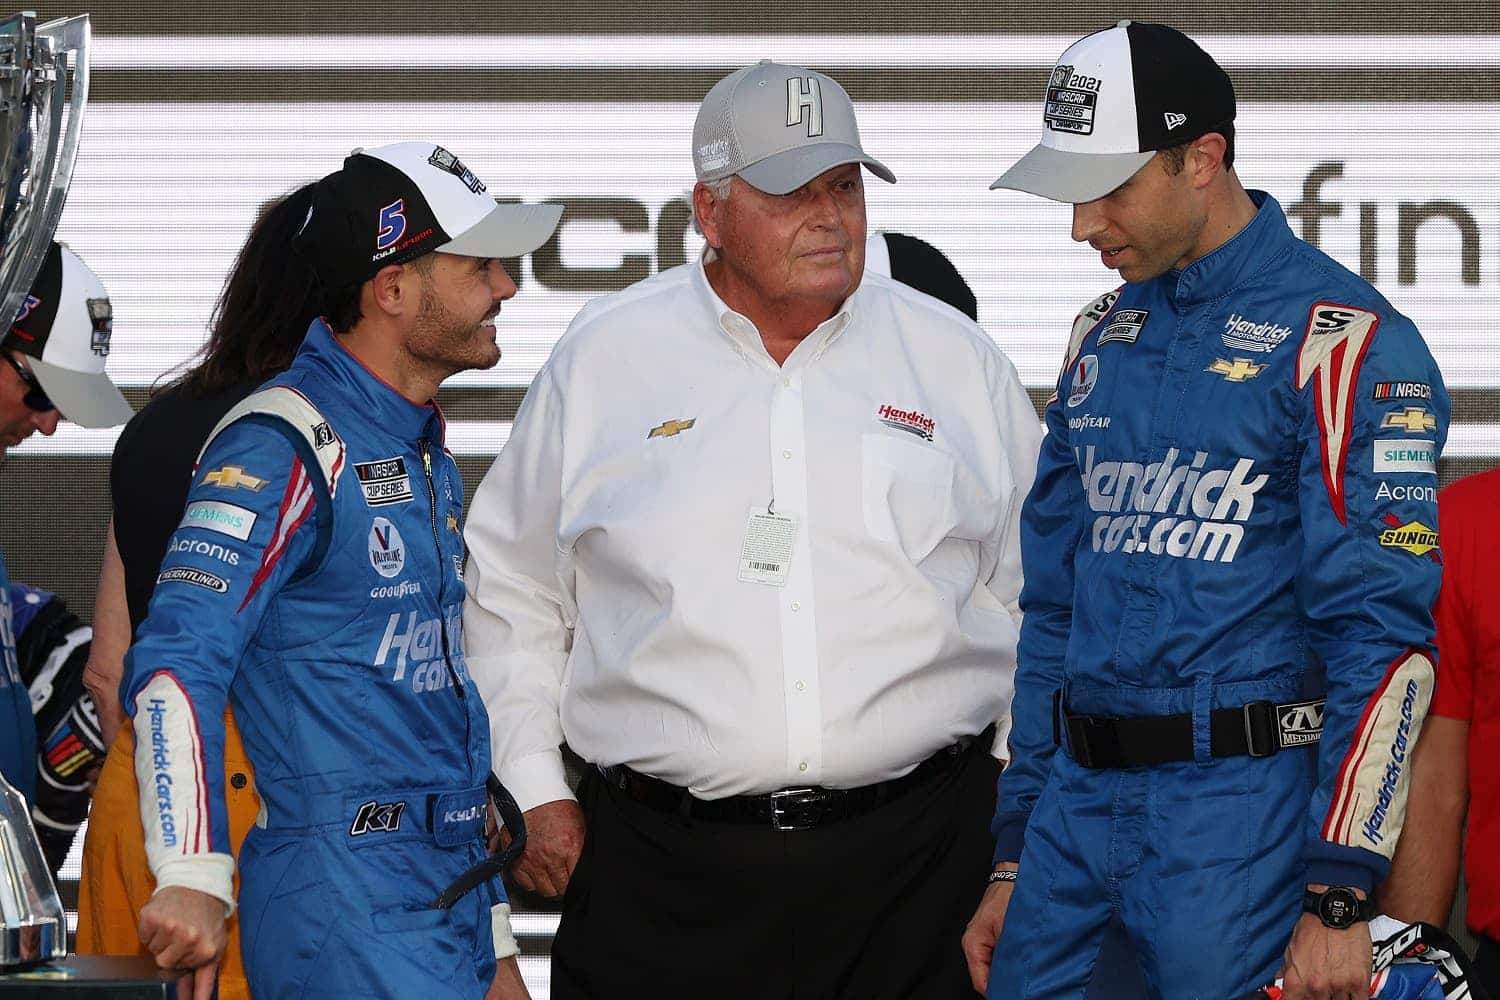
[76,711,259,999]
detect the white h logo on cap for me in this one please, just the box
[786,77,824,137]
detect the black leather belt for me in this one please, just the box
[602,726,992,832]
[1056,693,1325,769]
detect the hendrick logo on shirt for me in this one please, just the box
[1221,313,1293,353]
[355,456,414,507]
[877,403,935,441]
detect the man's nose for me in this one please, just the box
[1071,200,1108,244]
[30,408,60,435]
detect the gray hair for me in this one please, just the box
[693,176,733,235]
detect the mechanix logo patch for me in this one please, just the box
[1277,700,1326,748]
[349,800,406,836]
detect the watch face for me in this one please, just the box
[1318,887,1360,929]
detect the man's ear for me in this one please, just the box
[364,263,413,319]
[693,181,725,249]
[1189,132,1228,190]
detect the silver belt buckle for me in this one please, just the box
[769,787,816,831]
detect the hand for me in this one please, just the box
[485,956,531,999]
[137,886,226,999]
[1278,909,1372,1000]
[961,866,1018,995]
[506,799,585,898]
[82,661,126,750]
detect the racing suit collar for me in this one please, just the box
[1163,191,1291,307]
[299,318,443,444]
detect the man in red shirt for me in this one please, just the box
[1381,469,1499,996]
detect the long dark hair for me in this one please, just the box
[166,182,321,398]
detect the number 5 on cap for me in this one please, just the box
[376,198,407,251]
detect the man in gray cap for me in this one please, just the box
[464,60,1039,998]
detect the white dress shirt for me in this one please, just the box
[463,254,1040,813]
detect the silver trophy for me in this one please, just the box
[0,8,89,970]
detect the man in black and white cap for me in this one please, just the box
[0,240,132,452]
[967,21,1447,1000]
[464,60,1039,998]
[121,141,558,998]
[1,241,130,815]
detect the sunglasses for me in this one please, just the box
[3,351,54,412]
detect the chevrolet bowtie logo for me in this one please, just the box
[647,418,696,439]
[1381,407,1437,434]
[1206,358,1266,382]
[446,512,460,534]
[203,465,268,491]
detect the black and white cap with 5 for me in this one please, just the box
[693,60,896,196]
[2,241,133,428]
[295,140,564,289]
[991,21,1236,204]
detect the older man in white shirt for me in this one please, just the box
[464,60,1040,999]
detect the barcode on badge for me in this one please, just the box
[749,561,781,572]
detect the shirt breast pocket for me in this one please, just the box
[862,433,957,561]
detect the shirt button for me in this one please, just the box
[790,601,801,611]
[782,449,792,459]
[798,762,809,772]
[782,377,792,387]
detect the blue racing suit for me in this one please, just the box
[989,194,1448,998]
[0,550,37,805]
[123,319,500,998]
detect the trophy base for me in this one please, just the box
[0,954,177,997]
[0,920,66,971]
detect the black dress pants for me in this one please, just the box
[551,740,1000,1000]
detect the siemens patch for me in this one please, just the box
[354,456,414,507]
[180,500,257,541]
[1373,440,1437,475]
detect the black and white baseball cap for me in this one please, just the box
[294,141,564,288]
[991,21,1236,204]
[2,241,133,428]
[693,60,896,196]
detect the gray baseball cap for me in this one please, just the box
[692,60,896,196]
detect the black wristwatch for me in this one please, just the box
[1302,886,1374,929]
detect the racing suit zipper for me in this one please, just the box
[420,440,466,703]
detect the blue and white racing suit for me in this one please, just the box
[0,550,36,805]
[123,319,499,998]
[989,194,1448,998]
